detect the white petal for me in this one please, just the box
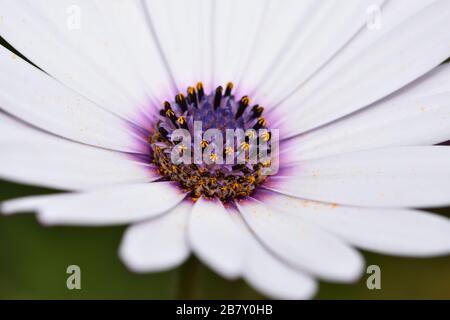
[226,208,317,300]
[0,45,139,152]
[188,197,246,279]
[0,0,173,121]
[246,0,384,106]
[242,238,317,300]
[273,0,450,138]
[270,146,450,208]
[119,201,191,272]
[263,192,450,257]
[0,113,155,190]
[1,182,186,226]
[97,0,178,103]
[237,198,364,282]
[238,0,316,96]
[212,0,269,89]
[142,0,213,92]
[189,200,316,298]
[283,63,450,162]
[263,0,435,108]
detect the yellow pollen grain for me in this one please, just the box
[246,130,256,139]
[261,130,271,142]
[240,142,250,151]
[177,116,186,124]
[209,153,219,162]
[201,140,209,148]
[258,117,267,126]
[225,146,234,155]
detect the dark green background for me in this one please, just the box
[1,38,450,300]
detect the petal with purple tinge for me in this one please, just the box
[1,182,186,226]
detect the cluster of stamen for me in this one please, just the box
[149,82,272,202]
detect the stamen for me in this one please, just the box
[224,82,234,96]
[177,116,188,130]
[158,126,169,138]
[196,82,204,101]
[235,96,250,119]
[260,130,271,142]
[246,130,257,139]
[178,144,187,153]
[164,102,179,128]
[253,117,267,130]
[175,93,188,113]
[213,86,223,110]
[187,86,198,108]
[225,146,234,155]
[201,139,209,149]
[251,105,264,119]
[209,153,219,162]
[240,141,250,151]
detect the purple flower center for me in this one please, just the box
[149,82,274,202]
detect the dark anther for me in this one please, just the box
[225,82,234,96]
[235,96,250,119]
[250,105,264,119]
[201,139,209,150]
[175,93,188,113]
[253,117,267,131]
[177,116,189,130]
[158,126,169,138]
[187,87,198,108]
[196,82,205,101]
[214,86,223,110]
[164,101,179,128]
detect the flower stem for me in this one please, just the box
[176,256,201,300]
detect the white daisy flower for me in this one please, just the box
[1,0,450,299]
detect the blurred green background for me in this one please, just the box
[1,38,450,300]
[1,180,450,300]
